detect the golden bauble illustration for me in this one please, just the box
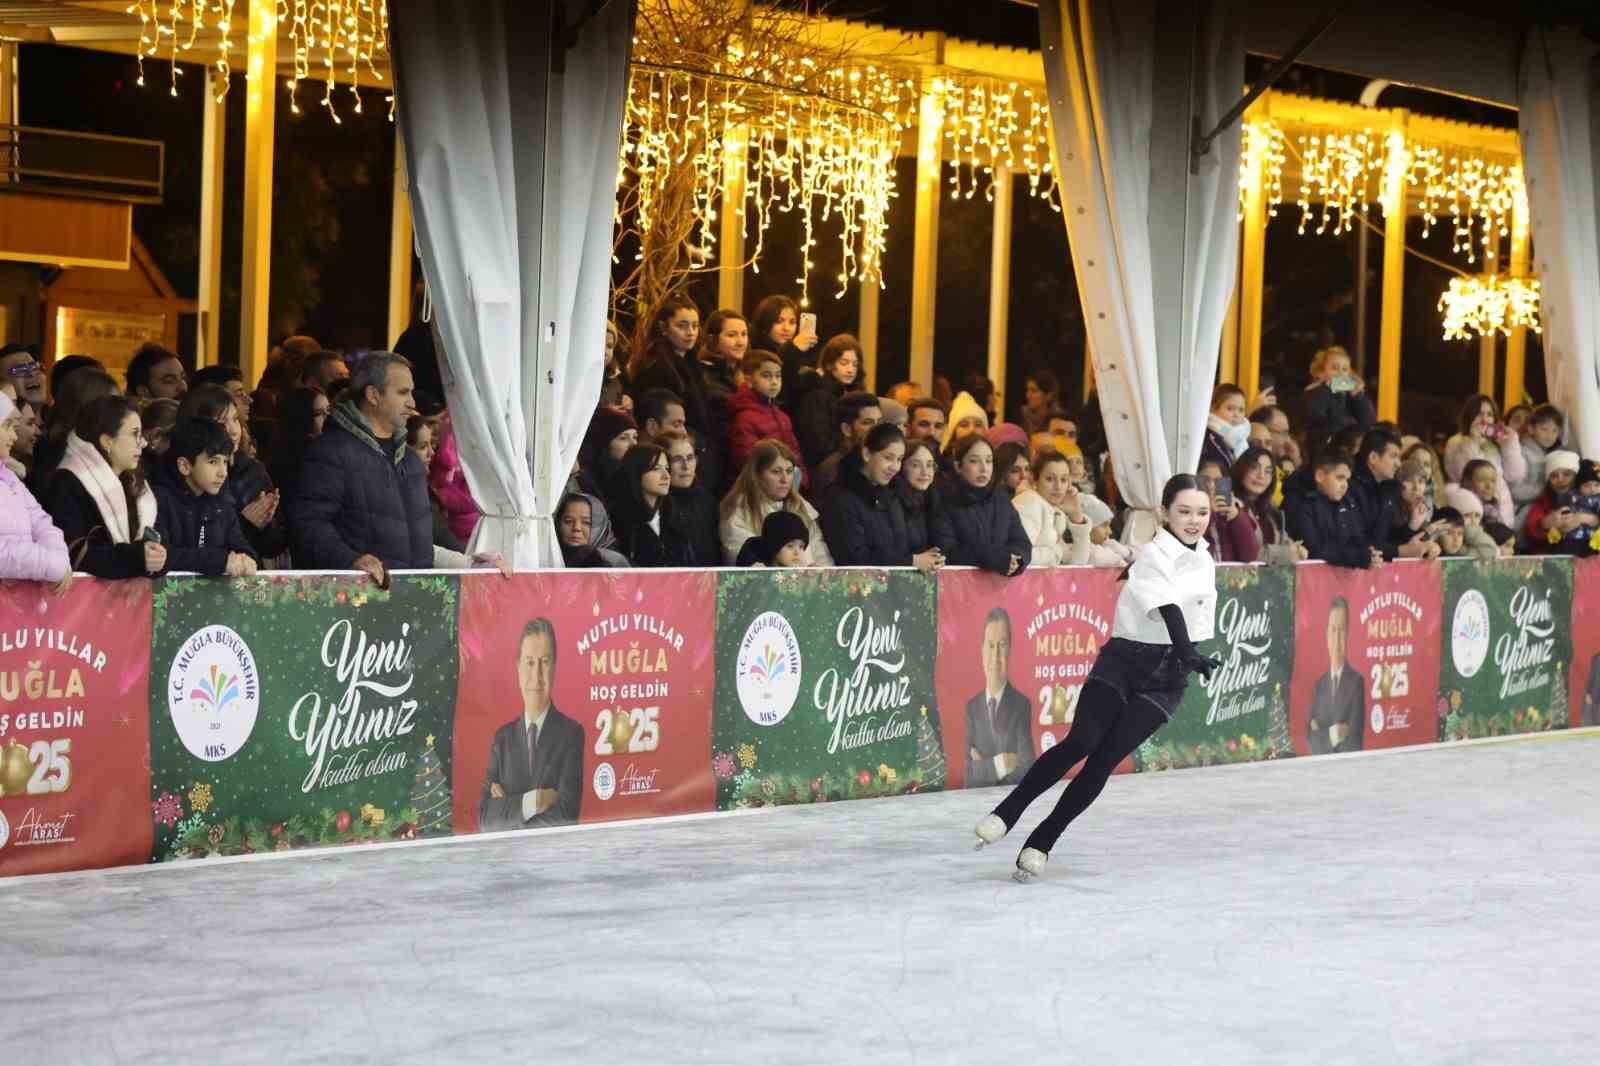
[0,738,32,796]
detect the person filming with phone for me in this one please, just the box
[1303,345,1375,449]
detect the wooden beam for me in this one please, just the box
[1504,183,1530,409]
[986,164,1013,417]
[237,0,277,389]
[1376,116,1407,423]
[386,128,412,349]
[858,279,879,390]
[1238,127,1267,405]
[197,69,226,368]
[717,124,748,314]
[908,85,943,393]
[1477,250,1497,399]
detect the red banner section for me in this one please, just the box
[1290,561,1442,755]
[451,572,716,833]
[935,568,1123,790]
[1567,557,1600,729]
[0,578,153,875]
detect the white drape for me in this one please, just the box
[1518,27,1600,458]
[390,1,633,567]
[1037,0,1242,542]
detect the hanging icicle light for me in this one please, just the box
[936,77,1059,210]
[1238,118,1287,220]
[126,0,390,121]
[1438,275,1541,340]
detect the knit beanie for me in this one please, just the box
[1079,493,1114,528]
[1545,450,1580,477]
[986,421,1029,451]
[758,509,810,561]
[581,405,637,463]
[1442,483,1484,518]
[943,391,988,450]
[1577,459,1600,490]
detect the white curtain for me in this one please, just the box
[1518,28,1600,457]
[390,1,633,567]
[1037,0,1242,541]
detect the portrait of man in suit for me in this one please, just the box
[1307,596,1365,754]
[478,618,585,831]
[964,607,1036,787]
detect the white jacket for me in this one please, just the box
[1112,528,1216,644]
[1011,489,1069,566]
[719,495,834,567]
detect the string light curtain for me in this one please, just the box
[935,77,1060,209]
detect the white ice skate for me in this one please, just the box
[1013,848,1047,883]
[973,813,1007,851]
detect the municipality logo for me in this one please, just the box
[1450,590,1490,679]
[736,610,802,726]
[168,624,261,762]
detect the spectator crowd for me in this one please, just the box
[0,297,1587,589]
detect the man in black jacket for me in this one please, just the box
[290,351,428,584]
[1348,428,1440,562]
[152,418,259,577]
[1284,449,1382,569]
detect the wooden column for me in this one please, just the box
[197,69,226,368]
[1477,249,1498,399]
[1504,186,1531,410]
[238,0,278,388]
[1237,126,1267,406]
[387,130,413,349]
[858,280,880,390]
[1376,117,1408,423]
[909,86,944,393]
[717,124,748,314]
[986,164,1013,416]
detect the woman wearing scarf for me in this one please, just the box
[41,394,166,578]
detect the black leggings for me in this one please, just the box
[991,678,1169,855]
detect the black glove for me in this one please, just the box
[1181,651,1223,680]
[1157,603,1219,681]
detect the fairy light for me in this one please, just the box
[620,41,911,306]
[1438,275,1541,340]
[936,77,1059,209]
[1238,118,1286,220]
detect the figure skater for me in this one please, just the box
[973,474,1222,882]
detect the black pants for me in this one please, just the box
[991,673,1170,855]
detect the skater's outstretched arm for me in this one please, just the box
[1157,603,1221,679]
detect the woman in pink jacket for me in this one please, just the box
[0,390,71,589]
[427,413,482,546]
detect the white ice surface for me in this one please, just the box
[3,732,1598,1066]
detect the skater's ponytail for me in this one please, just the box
[1117,473,1208,581]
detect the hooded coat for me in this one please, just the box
[931,476,1031,575]
[818,451,918,567]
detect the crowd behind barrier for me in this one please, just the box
[1,555,1591,878]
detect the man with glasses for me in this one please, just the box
[0,343,47,406]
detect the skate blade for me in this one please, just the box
[1012,868,1037,884]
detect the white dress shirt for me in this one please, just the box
[1111,528,1217,644]
[519,706,551,822]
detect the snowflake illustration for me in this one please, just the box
[737,743,758,770]
[712,752,737,780]
[760,779,777,797]
[187,783,214,814]
[152,791,184,827]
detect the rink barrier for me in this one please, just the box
[0,556,1588,877]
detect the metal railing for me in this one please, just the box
[0,123,163,204]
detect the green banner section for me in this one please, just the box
[712,569,943,809]
[1135,564,1298,771]
[1439,557,1572,740]
[147,575,459,860]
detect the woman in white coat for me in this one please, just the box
[975,474,1221,881]
[1012,450,1132,567]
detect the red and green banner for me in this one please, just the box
[711,569,942,809]
[1136,564,1298,771]
[935,568,1121,789]
[1566,557,1600,729]
[1439,557,1573,740]
[0,578,152,876]
[146,575,460,861]
[1290,561,1443,754]
[451,572,716,833]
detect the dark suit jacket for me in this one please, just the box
[477,706,584,831]
[964,683,1036,787]
[1307,665,1365,754]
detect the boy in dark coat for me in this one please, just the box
[1284,449,1381,569]
[152,417,259,576]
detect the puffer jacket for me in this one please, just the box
[227,451,288,560]
[290,402,433,571]
[726,385,807,488]
[818,452,917,567]
[428,419,481,544]
[151,461,257,575]
[931,477,1031,575]
[791,372,844,469]
[0,465,69,582]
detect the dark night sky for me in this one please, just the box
[14,4,1548,437]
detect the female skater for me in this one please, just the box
[973,474,1222,881]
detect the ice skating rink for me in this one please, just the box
[5,732,1597,1066]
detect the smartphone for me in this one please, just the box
[1258,374,1276,395]
[1331,373,1359,393]
[1214,477,1232,502]
[142,527,163,545]
[799,311,817,336]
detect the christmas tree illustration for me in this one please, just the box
[411,735,451,836]
[915,707,946,789]
[1267,682,1294,757]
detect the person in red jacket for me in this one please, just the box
[726,349,808,491]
